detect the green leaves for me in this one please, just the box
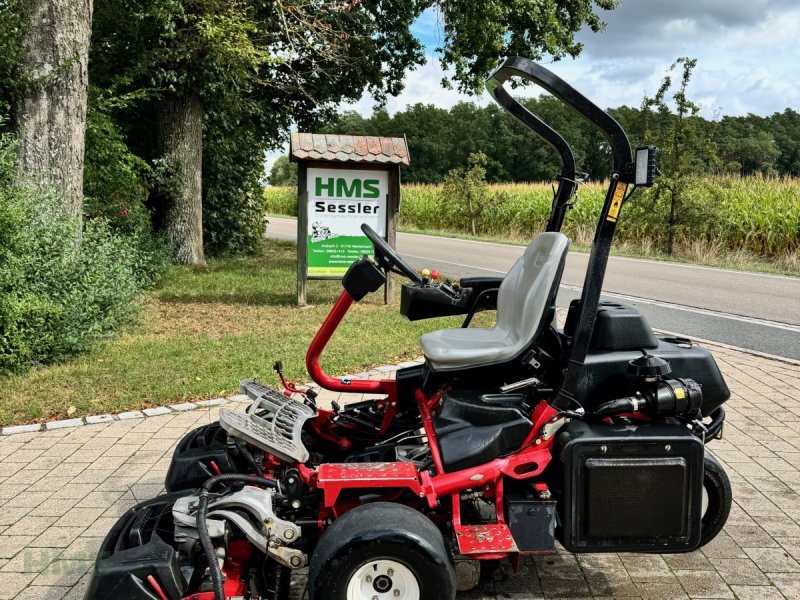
[0,133,168,373]
[437,0,616,93]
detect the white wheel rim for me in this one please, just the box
[345,559,420,600]
[701,483,710,518]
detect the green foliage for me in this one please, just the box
[641,58,721,254]
[0,134,168,374]
[88,0,432,257]
[264,177,799,260]
[202,115,268,256]
[441,152,507,235]
[0,0,21,123]
[268,156,297,187]
[322,85,799,186]
[83,89,153,236]
[263,186,297,217]
[436,0,615,92]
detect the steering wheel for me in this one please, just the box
[361,224,422,284]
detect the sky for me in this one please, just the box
[265,0,800,173]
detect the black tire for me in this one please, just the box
[307,502,456,600]
[699,452,732,547]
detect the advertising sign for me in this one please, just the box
[306,167,388,276]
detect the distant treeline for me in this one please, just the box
[318,100,800,183]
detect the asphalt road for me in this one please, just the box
[266,217,800,360]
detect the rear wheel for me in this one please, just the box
[307,503,456,600]
[699,452,732,547]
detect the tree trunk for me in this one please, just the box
[667,187,677,256]
[14,0,93,217]
[157,92,205,266]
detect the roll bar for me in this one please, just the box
[486,56,633,172]
[486,57,639,410]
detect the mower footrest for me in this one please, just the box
[317,462,423,507]
[219,380,315,464]
[455,524,518,556]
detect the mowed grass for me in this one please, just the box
[0,240,474,426]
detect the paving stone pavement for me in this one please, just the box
[1,342,799,599]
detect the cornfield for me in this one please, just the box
[264,176,799,262]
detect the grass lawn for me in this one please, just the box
[0,240,478,426]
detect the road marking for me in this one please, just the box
[559,284,800,333]
[404,254,507,275]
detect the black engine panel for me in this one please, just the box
[556,420,705,553]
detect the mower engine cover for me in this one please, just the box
[557,420,704,553]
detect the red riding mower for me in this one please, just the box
[85,58,732,600]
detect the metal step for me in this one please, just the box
[219,380,315,463]
[455,524,518,555]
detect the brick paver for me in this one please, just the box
[1,342,799,599]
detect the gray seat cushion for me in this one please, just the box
[419,232,570,371]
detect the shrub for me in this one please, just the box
[83,92,153,237]
[202,120,269,256]
[0,134,168,373]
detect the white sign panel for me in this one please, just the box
[306,167,388,276]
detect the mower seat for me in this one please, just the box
[419,232,569,371]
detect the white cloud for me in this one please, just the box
[338,0,799,119]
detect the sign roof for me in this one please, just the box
[290,133,410,165]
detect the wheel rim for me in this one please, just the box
[345,559,420,600]
[701,483,710,518]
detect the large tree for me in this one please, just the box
[91,0,427,263]
[13,0,93,217]
[90,0,616,262]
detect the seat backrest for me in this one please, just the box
[494,232,570,353]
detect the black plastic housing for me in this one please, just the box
[577,339,730,416]
[343,257,385,301]
[433,390,529,472]
[84,491,191,600]
[505,484,557,553]
[400,283,473,320]
[565,300,659,351]
[556,421,704,553]
[164,423,232,492]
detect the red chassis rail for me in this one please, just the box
[305,290,398,399]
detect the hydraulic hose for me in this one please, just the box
[593,396,642,418]
[233,439,264,477]
[197,474,278,600]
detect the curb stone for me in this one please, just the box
[117,410,145,420]
[45,418,84,431]
[1,423,43,435]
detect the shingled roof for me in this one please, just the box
[290,133,410,165]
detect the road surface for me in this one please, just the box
[266,217,800,360]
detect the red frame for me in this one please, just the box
[305,290,398,399]
[289,288,563,561]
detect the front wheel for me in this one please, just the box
[307,503,456,600]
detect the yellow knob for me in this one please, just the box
[421,268,431,278]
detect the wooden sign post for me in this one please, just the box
[290,133,409,306]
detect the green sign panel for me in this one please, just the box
[306,167,388,276]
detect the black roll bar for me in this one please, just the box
[486,56,632,171]
[485,57,636,410]
[486,60,577,232]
